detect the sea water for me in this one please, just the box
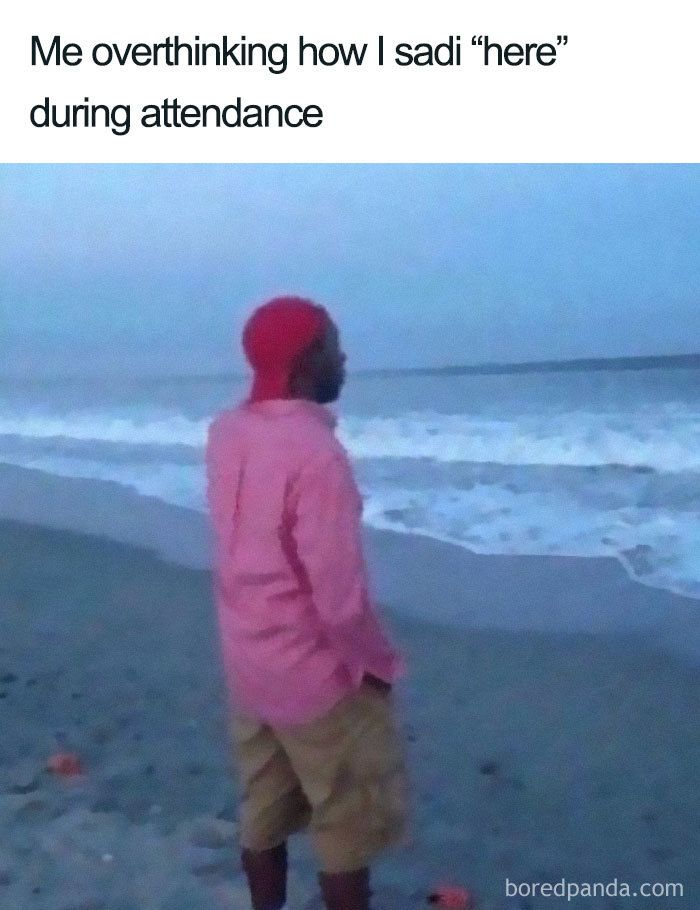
[1,365,699,599]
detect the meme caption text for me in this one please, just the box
[31,33,570,135]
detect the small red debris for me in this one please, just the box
[47,752,84,777]
[427,884,474,908]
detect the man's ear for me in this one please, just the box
[307,333,326,357]
[288,346,314,395]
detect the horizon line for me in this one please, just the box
[2,351,699,384]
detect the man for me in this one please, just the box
[206,296,410,910]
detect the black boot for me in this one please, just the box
[318,866,372,910]
[241,840,288,910]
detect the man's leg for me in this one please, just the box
[232,709,312,910]
[275,682,409,910]
[241,840,288,910]
[318,866,372,910]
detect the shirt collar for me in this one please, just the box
[243,398,338,429]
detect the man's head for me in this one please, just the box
[242,296,346,404]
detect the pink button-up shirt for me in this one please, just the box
[205,398,407,727]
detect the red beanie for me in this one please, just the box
[242,296,329,402]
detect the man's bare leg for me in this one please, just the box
[318,866,372,910]
[241,841,288,910]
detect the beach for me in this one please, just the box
[1,464,698,909]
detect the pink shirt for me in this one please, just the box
[205,398,407,727]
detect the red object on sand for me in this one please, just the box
[47,751,84,776]
[427,884,475,908]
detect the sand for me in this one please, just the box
[1,463,699,909]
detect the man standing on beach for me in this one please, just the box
[206,296,410,910]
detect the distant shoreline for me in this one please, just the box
[3,352,699,385]
[356,352,700,378]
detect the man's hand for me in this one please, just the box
[362,672,392,695]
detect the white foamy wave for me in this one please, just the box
[0,412,208,448]
[339,411,700,473]
[362,484,700,600]
[3,407,700,474]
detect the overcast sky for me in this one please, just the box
[1,164,698,376]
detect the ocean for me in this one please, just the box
[1,364,699,600]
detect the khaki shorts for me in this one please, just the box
[230,679,411,874]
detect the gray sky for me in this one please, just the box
[1,164,698,376]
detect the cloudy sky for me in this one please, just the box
[1,164,698,376]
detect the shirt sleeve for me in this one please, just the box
[291,449,407,687]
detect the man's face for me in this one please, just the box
[311,320,346,404]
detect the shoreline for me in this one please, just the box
[1,461,699,667]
